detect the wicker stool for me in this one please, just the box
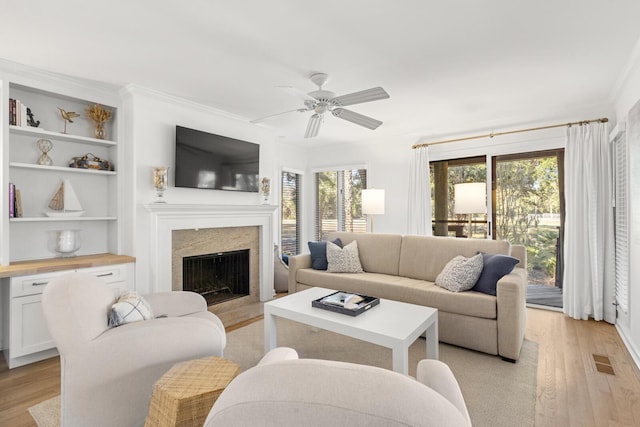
[145,357,241,427]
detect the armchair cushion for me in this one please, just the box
[109,291,154,327]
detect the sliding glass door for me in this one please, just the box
[493,150,564,308]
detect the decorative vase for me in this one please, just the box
[153,167,169,203]
[56,230,81,257]
[94,123,106,140]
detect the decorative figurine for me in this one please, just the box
[57,107,80,134]
[86,103,112,139]
[26,108,40,127]
[36,138,53,166]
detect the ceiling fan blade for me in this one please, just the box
[250,108,306,124]
[276,85,317,103]
[332,108,382,130]
[304,113,323,138]
[330,87,389,107]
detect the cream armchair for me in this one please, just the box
[42,272,226,427]
[205,348,471,427]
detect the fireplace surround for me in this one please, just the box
[144,203,277,301]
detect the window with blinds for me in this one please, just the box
[614,134,629,314]
[281,171,302,256]
[315,168,367,241]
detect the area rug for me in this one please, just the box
[29,395,59,427]
[224,318,538,427]
[30,318,538,427]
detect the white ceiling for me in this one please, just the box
[2,0,640,146]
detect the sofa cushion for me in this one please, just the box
[472,253,520,295]
[328,232,403,276]
[308,238,342,270]
[435,254,483,292]
[399,235,511,282]
[327,240,363,273]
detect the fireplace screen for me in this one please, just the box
[182,249,250,305]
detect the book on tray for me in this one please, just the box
[312,291,380,316]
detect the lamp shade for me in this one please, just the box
[454,183,486,214]
[362,189,385,215]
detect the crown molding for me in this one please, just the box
[119,83,248,123]
[0,58,120,97]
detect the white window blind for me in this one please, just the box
[614,134,629,314]
[281,171,302,255]
[315,168,367,241]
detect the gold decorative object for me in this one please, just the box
[153,167,169,203]
[261,177,271,204]
[57,107,80,134]
[36,138,53,165]
[86,103,112,139]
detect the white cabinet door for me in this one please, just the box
[9,293,54,358]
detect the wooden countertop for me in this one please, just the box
[0,253,136,278]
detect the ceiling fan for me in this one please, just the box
[251,73,390,138]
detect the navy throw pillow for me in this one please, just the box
[308,238,343,270]
[281,253,289,266]
[472,252,520,295]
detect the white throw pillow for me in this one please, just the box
[327,240,364,273]
[109,291,154,327]
[435,253,484,292]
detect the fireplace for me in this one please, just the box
[143,203,277,301]
[182,250,250,306]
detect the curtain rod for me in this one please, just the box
[411,117,609,149]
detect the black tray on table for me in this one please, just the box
[312,291,380,317]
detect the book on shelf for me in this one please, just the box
[9,182,15,218]
[15,189,22,218]
[8,183,23,218]
[8,98,32,127]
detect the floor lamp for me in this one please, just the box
[362,189,385,233]
[454,183,486,238]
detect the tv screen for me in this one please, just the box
[175,125,260,192]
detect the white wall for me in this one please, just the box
[121,85,282,294]
[613,47,640,367]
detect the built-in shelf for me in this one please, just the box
[9,162,116,175]
[10,216,117,222]
[9,125,117,146]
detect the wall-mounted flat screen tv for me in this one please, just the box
[175,125,260,192]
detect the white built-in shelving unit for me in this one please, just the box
[0,67,126,264]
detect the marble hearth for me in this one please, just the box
[144,204,277,301]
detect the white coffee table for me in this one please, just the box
[264,287,438,375]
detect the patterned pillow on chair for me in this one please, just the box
[109,291,154,327]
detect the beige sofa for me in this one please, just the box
[205,347,471,426]
[288,232,527,361]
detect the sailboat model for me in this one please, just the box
[45,179,85,217]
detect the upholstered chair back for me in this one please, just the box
[42,273,115,354]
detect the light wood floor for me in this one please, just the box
[2,307,640,426]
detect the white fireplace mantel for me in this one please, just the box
[143,203,278,301]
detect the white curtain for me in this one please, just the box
[407,146,432,236]
[563,122,616,323]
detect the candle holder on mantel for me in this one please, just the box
[152,167,169,203]
[261,177,271,204]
